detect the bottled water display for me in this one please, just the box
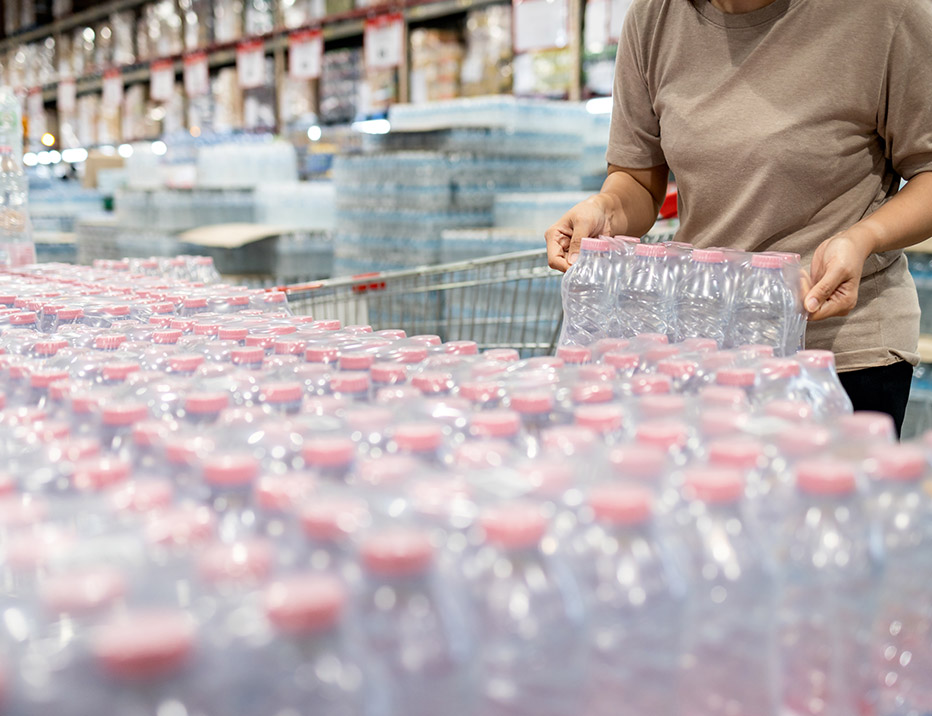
[562,237,808,356]
[0,254,927,716]
[0,145,35,270]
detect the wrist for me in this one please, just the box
[591,192,623,236]
[844,219,885,257]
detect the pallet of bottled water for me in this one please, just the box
[1,256,931,716]
[562,236,808,357]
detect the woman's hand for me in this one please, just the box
[804,234,873,321]
[545,195,613,272]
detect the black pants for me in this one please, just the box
[838,360,914,438]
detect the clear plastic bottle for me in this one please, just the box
[866,446,932,716]
[795,350,853,417]
[673,249,731,346]
[467,502,586,716]
[570,485,683,716]
[678,467,778,716]
[777,459,883,716]
[0,146,33,269]
[356,528,476,716]
[728,253,799,355]
[616,243,674,338]
[560,237,612,347]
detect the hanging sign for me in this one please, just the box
[236,40,267,89]
[150,59,175,101]
[102,68,123,107]
[364,14,404,70]
[183,52,210,97]
[289,29,323,79]
[513,0,569,53]
[58,77,76,113]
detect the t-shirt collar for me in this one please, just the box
[693,0,798,28]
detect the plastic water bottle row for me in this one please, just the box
[561,237,809,356]
[0,258,929,716]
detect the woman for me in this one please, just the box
[545,0,932,432]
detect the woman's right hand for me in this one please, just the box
[545,195,613,272]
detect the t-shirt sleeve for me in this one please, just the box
[606,6,666,169]
[879,0,932,180]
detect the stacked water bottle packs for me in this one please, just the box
[561,236,809,356]
[1,258,931,716]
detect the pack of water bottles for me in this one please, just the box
[561,236,809,356]
[1,256,931,716]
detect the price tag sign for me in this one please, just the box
[183,52,210,97]
[289,30,323,80]
[237,40,267,89]
[102,69,123,107]
[150,60,175,101]
[364,14,404,70]
[609,0,634,40]
[513,0,569,53]
[27,90,45,135]
[58,78,76,113]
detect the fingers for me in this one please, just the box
[545,225,572,272]
[805,264,846,313]
[567,223,590,267]
[805,264,858,321]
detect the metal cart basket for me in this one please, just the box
[278,249,563,356]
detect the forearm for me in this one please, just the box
[845,171,932,254]
[595,165,668,238]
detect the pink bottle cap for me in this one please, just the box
[578,364,616,382]
[484,348,520,362]
[360,529,434,576]
[866,445,925,482]
[103,304,131,316]
[41,567,127,615]
[444,340,478,356]
[102,361,141,382]
[471,410,521,438]
[750,253,783,269]
[644,346,680,364]
[634,243,667,258]
[838,412,896,442]
[93,610,195,680]
[265,574,345,634]
[231,347,264,365]
[300,496,368,541]
[148,316,172,327]
[376,329,406,339]
[796,350,835,369]
[151,329,183,345]
[168,354,204,373]
[699,409,750,438]
[9,311,36,325]
[182,297,208,309]
[603,352,640,371]
[202,454,259,486]
[691,249,725,263]
[169,319,195,332]
[524,462,574,496]
[101,402,149,427]
[411,371,454,395]
[393,422,444,453]
[638,394,687,418]
[589,485,652,525]
[680,337,718,353]
[698,385,749,410]
[571,382,614,404]
[193,322,220,336]
[635,420,689,451]
[796,460,857,496]
[776,425,832,458]
[94,334,126,350]
[763,400,814,422]
[303,437,355,468]
[198,539,274,584]
[580,237,610,252]
[330,372,370,394]
[397,346,429,364]
[657,359,699,380]
[132,420,170,448]
[185,392,229,415]
[736,344,775,360]
[480,503,548,549]
[542,425,598,455]
[631,375,672,395]
[219,327,249,341]
[510,391,554,414]
[273,339,307,356]
[338,353,375,371]
[608,444,667,480]
[29,369,70,389]
[453,440,514,469]
[72,457,131,491]
[33,339,69,357]
[715,368,756,388]
[409,334,442,346]
[262,382,303,404]
[556,346,592,364]
[371,362,408,383]
[145,506,215,547]
[760,358,801,379]
[683,467,745,504]
[110,480,175,514]
[254,472,316,512]
[575,405,624,433]
[305,345,341,364]
[357,455,419,488]
[707,437,765,470]
[457,381,499,403]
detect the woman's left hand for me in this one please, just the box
[804,234,873,321]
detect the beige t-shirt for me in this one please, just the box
[607,0,932,371]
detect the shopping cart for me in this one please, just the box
[278,249,564,356]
